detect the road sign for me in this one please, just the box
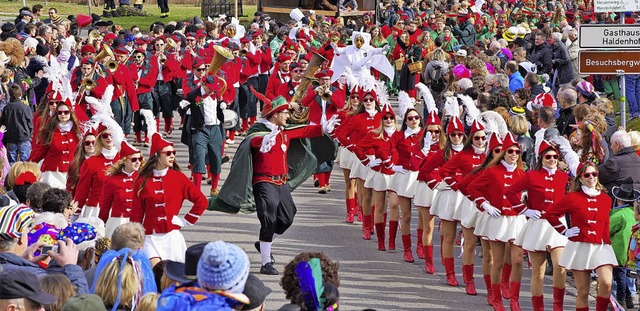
[594,0,640,13]
[579,24,640,49]
[579,50,640,74]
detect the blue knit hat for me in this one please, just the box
[197,241,250,294]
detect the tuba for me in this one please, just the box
[94,45,115,63]
[208,45,234,95]
[87,30,102,45]
[289,51,328,124]
[165,37,178,52]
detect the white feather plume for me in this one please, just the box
[457,94,480,126]
[85,85,124,150]
[415,82,436,114]
[85,85,115,117]
[397,91,414,120]
[374,79,389,106]
[550,135,580,176]
[140,109,157,140]
[477,111,508,138]
[443,95,460,118]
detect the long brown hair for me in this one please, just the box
[569,162,604,192]
[68,133,95,189]
[400,108,424,132]
[36,103,81,145]
[136,153,180,196]
[471,143,503,174]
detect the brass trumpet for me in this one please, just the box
[159,55,167,65]
[106,60,118,72]
[81,78,96,91]
[318,85,332,101]
[165,37,178,52]
[94,45,114,64]
[88,30,102,45]
[240,49,248,57]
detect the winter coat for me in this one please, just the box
[0,100,33,143]
[598,146,640,194]
[0,252,89,294]
[516,134,536,170]
[556,105,576,136]
[453,21,476,46]
[528,42,553,75]
[567,40,580,79]
[610,205,636,265]
[551,41,573,85]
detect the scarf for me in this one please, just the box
[404,127,420,139]
[384,126,396,137]
[58,122,73,132]
[472,145,486,154]
[501,160,517,172]
[153,167,169,177]
[542,166,557,175]
[581,185,601,197]
[365,108,377,117]
[452,143,464,152]
[102,147,118,160]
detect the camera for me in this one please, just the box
[42,244,59,254]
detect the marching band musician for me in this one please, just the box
[180,57,206,170]
[265,54,292,100]
[254,31,272,111]
[153,37,179,138]
[238,36,262,133]
[70,57,109,119]
[129,49,158,147]
[275,62,301,102]
[218,43,242,144]
[111,46,140,137]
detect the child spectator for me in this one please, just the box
[0,84,33,164]
[611,184,640,308]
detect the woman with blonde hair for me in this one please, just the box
[6,161,41,190]
[40,273,76,311]
[575,114,607,165]
[99,141,144,238]
[29,101,81,189]
[137,293,159,311]
[629,131,640,157]
[334,90,362,223]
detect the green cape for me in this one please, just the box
[207,122,337,214]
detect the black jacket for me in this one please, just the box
[556,105,575,137]
[598,147,640,194]
[185,88,223,131]
[528,42,552,75]
[551,42,573,85]
[517,134,536,170]
[1,100,33,143]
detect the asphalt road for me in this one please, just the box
[164,119,579,311]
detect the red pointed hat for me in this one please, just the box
[469,119,485,134]
[120,141,140,158]
[84,126,98,138]
[375,103,396,124]
[425,111,441,126]
[250,86,290,118]
[150,132,173,156]
[501,132,519,150]
[76,14,93,28]
[359,89,377,102]
[537,139,557,155]
[96,123,108,134]
[488,132,503,151]
[446,116,464,134]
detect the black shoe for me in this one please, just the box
[260,262,279,275]
[221,155,230,164]
[626,294,635,309]
[254,241,275,264]
[314,179,320,187]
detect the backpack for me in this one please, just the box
[157,283,243,311]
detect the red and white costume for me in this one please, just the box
[29,124,80,189]
[74,149,121,218]
[412,111,444,208]
[338,110,380,180]
[387,126,423,198]
[100,169,137,238]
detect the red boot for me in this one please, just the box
[595,296,610,311]
[362,215,372,240]
[552,287,564,311]
[443,257,459,286]
[416,229,424,259]
[401,234,414,262]
[509,282,521,311]
[491,284,506,311]
[531,295,544,311]
[484,275,493,306]
[462,265,477,295]
[423,245,436,274]
[345,198,355,223]
[356,203,363,222]
[375,222,386,251]
[388,221,398,251]
[501,264,512,299]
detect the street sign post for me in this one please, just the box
[579,50,640,74]
[579,24,640,49]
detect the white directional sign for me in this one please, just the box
[579,24,640,49]
[594,0,640,13]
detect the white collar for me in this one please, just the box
[122,168,135,177]
[542,166,557,175]
[501,160,517,172]
[153,167,169,177]
[384,126,396,137]
[472,145,486,154]
[259,119,282,131]
[404,127,420,138]
[101,147,117,160]
[58,122,72,132]
[581,185,601,197]
[365,108,377,117]
[452,143,464,152]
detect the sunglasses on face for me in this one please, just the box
[544,154,559,160]
[101,133,111,139]
[195,68,206,72]
[383,116,394,121]
[407,115,420,121]
[293,69,303,73]
[449,133,464,138]
[129,156,143,163]
[48,101,60,106]
[349,95,359,99]
[493,148,502,154]
[582,172,599,178]
[363,98,375,102]
[57,110,70,116]
[134,56,144,59]
[428,129,440,135]
[156,43,164,47]
[163,150,176,156]
[506,148,521,155]
[83,140,95,146]
[473,135,486,141]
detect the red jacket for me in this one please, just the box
[542,190,612,244]
[353,130,396,175]
[29,128,80,173]
[439,148,486,191]
[250,125,323,185]
[300,86,343,125]
[390,129,424,171]
[467,163,525,216]
[110,65,140,111]
[129,61,158,94]
[258,44,273,74]
[74,152,121,210]
[276,80,299,102]
[416,149,460,188]
[265,68,290,98]
[336,112,380,150]
[505,168,569,214]
[239,51,260,84]
[130,169,207,235]
[99,170,138,222]
[411,142,441,177]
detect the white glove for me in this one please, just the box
[322,115,341,134]
[481,202,502,218]
[179,100,190,109]
[259,129,279,153]
[522,209,541,220]
[219,101,227,110]
[435,181,450,191]
[366,158,382,167]
[421,131,433,153]
[392,165,408,174]
[171,216,185,228]
[564,227,580,238]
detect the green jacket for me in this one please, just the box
[207,122,336,214]
[610,205,636,265]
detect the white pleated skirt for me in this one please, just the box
[457,196,480,229]
[559,241,617,271]
[144,230,187,262]
[364,170,391,192]
[40,171,67,189]
[105,217,130,239]
[414,182,438,207]
[349,153,370,180]
[474,212,490,238]
[476,214,526,243]
[430,189,463,221]
[387,170,419,198]
[81,205,100,219]
[514,218,568,252]
[337,146,353,169]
